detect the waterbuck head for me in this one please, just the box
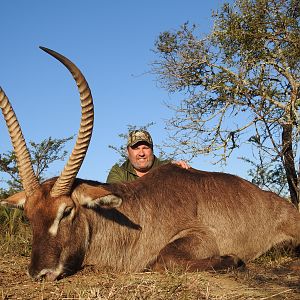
[0,47,121,280]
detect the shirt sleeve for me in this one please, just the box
[106,164,124,183]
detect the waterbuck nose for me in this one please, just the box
[28,266,60,281]
[42,270,60,281]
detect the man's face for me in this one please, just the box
[127,142,154,173]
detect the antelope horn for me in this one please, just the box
[39,47,94,197]
[0,88,40,197]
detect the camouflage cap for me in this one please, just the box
[127,130,153,147]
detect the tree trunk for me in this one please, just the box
[282,124,299,209]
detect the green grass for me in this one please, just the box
[0,207,31,256]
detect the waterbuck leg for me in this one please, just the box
[150,251,243,272]
[148,235,244,272]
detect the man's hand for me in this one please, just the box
[171,160,191,169]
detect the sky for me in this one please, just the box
[0,0,248,184]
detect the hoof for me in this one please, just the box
[220,255,245,269]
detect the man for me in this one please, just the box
[106,130,190,183]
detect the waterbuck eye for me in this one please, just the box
[62,206,73,218]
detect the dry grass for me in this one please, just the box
[1,256,299,300]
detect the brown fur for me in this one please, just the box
[10,163,300,280]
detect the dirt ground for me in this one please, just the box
[0,252,300,300]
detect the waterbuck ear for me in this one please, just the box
[0,191,26,209]
[92,194,122,208]
[71,183,122,208]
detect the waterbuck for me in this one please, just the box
[1,47,300,281]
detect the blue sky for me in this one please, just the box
[0,0,247,184]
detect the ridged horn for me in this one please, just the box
[0,88,40,197]
[39,47,94,197]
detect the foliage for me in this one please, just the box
[242,154,288,196]
[0,207,27,237]
[0,206,31,255]
[152,0,300,205]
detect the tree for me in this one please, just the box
[152,0,300,207]
[241,149,289,197]
[0,136,73,196]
